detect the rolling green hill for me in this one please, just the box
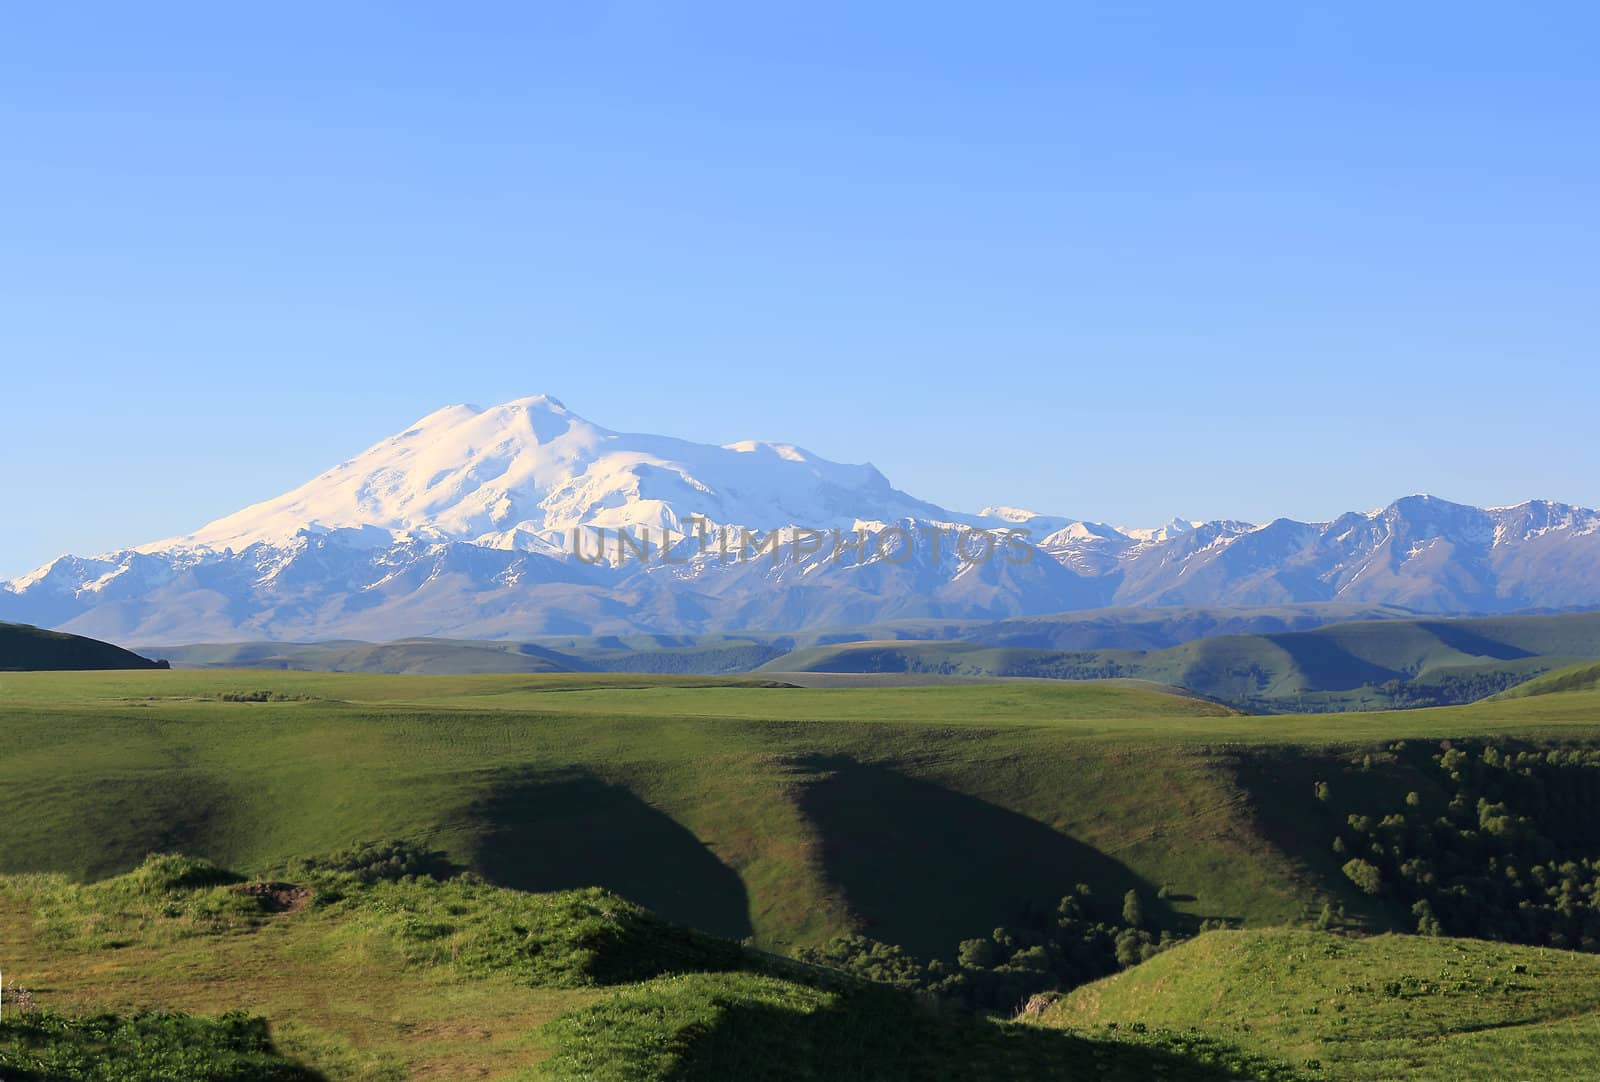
[0,672,1268,955]
[148,638,577,675]
[143,604,1420,678]
[1492,658,1600,699]
[145,610,1600,714]
[8,672,1600,1078]
[758,611,1600,712]
[1032,928,1600,1080]
[0,622,166,672]
[7,669,1600,958]
[0,854,1297,1081]
[151,635,793,676]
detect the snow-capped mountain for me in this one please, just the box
[6,398,1600,643]
[149,395,956,555]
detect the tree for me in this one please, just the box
[958,938,1000,969]
[1343,858,1384,895]
[1413,899,1443,936]
[1122,889,1144,928]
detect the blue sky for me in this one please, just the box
[2,2,1596,576]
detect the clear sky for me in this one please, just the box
[2,3,1596,577]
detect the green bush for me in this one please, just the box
[288,839,458,884]
[0,1011,320,1081]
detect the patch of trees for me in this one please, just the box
[1329,742,1600,950]
[1011,656,1135,681]
[289,839,461,884]
[1366,670,1552,710]
[795,885,1195,1012]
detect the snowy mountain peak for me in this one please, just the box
[1121,517,1200,544]
[143,396,948,557]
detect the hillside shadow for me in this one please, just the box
[0,1012,329,1082]
[1262,634,1403,689]
[466,768,753,940]
[663,984,1284,1081]
[1227,747,1439,931]
[7,771,240,884]
[1416,621,1537,661]
[791,755,1177,959]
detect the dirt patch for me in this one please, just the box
[231,881,312,913]
[1019,992,1060,1017]
[408,1023,494,1040]
[410,1065,491,1080]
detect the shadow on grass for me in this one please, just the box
[0,1011,325,1082]
[1258,633,1405,690]
[1227,746,1435,931]
[6,771,238,883]
[791,755,1178,958]
[675,995,1289,1081]
[466,768,754,940]
[542,975,1297,1082]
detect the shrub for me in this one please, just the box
[291,839,459,883]
[1342,859,1384,896]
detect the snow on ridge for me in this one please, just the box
[125,395,948,559]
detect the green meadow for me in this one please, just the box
[1034,928,1600,1080]
[5,668,1600,1078]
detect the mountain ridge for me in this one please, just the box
[7,397,1600,641]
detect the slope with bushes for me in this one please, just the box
[1,853,1296,1081]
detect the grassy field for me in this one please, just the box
[6,669,1600,955]
[1033,928,1600,1079]
[6,670,1600,1077]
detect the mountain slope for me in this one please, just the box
[0,622,166,671]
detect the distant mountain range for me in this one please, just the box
[6,395,1600,643]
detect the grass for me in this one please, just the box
[1,856,1297,1081]
[1033,928,1600,1079]
[0,862,601,1080]
[18,853,741,988]
[534,970,1299,1081]
[8,672,1600,1078]
[1493,658,1600,699]
[6,670,1600,957]
[0,1011,321,1081]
